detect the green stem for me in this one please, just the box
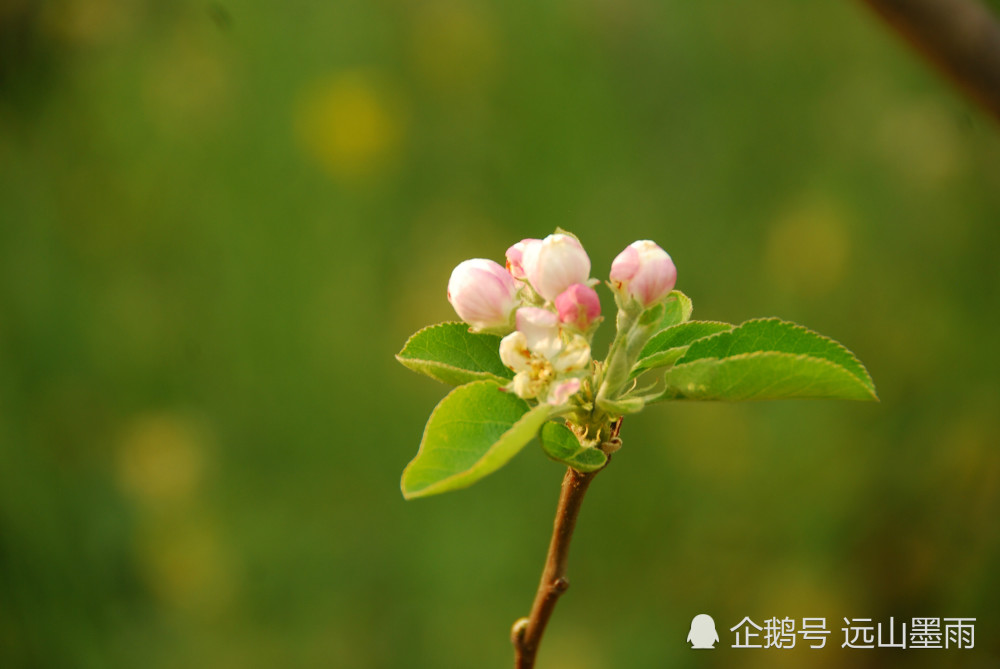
[596,309,639,405]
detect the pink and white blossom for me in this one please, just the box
[499,330,531,373]
[521,233,591,301]
[498,306,591,402]
[447,258,519,331]
[505,239,540,281]
[609,240,677,307]
[552,334,591,373]
[555,283,601,330]
[515,307,561,360]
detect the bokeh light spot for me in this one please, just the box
[765,198,851,297]
[117,412,209,506]
[877,101,965,186]
[295,70,404,182]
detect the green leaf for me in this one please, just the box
[678,318,875,392]
[632,321,734,376]
[660,352,877,401]
[401,381,551,499]
[539,422,607,473]
[657,290,693,330]
[396,322,514,386]
[656,318,877,402]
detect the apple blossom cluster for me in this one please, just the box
[447,232,677,409]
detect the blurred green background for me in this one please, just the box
[2,1,999,667]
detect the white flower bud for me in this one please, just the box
[505,239,540,281]
[447,259,519,331]
[521,233,591,301]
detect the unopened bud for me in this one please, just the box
[505,239,540,281]
[555,283,601,330]
[447,259,519,331]
[521,233,591,302]
[609,240,677,308]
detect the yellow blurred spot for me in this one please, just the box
[137,518,236,615]
[117,412,208,506]
[877,101,965,185]
[295,71,403,181]
[765,198,851,297]
[410,2,498,92]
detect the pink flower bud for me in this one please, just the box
[555,284,601,330]
[505,239,540,281]
[609,240,677,307]
[447,258,518,331]
[521,233,591,301]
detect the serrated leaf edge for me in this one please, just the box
[662,350,879,402]
[396,321,512,385]
[396,321,479,359]
[676,317,876,393]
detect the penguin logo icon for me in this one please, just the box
[687,614,719,649]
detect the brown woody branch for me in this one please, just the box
[511,466,600,669]
[859,0,1000,122]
